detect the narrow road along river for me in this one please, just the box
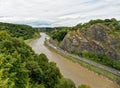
[29,33,119,88]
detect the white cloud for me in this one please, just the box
[0,17,37,22]
[0,0,120,27]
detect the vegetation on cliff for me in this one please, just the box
[47,27,71,41]
[47,18,120,41]
[47,18,120,70]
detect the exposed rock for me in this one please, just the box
[60,23,120,61]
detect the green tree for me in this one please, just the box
[78,84,91,88]
[55,78,76,88]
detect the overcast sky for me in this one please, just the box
[0,0,120,27]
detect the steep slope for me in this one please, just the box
[60,23,120,61]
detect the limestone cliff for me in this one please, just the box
[60,23,120,61]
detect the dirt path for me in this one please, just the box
[28,33,119,88]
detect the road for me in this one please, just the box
[29,33,119,88]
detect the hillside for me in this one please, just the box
[0,22,39,40]
[0,23,88,88]
[0,30,78,88]
[48,18,120,70]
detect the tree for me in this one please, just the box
[78,84,91,88]
[0,69,8,88]
[55,78,76,88]
[0,28,78,88]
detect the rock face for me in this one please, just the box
[60,23,120,61]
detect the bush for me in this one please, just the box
[55,78,76,88]
[78,84,91,88]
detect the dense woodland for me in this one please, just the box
[0,23,89,88]
[46,18,120,71]
[0,22,39,40]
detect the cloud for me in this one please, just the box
[0,0,120,27]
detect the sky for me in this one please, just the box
[0,0,120,27]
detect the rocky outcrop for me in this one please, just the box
[60,23,120,61]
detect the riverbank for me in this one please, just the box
[44,40,120,86]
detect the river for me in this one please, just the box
[29,33,119,88]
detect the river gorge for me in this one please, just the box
[29,33,119,88]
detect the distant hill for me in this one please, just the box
[0,22,39,40]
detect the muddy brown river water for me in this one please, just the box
[29,33,119,88]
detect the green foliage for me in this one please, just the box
[71,51,120,71]
[55,78,76,88]
[78,18,120,32]
[82,52,120,70]
[0,22,39,40]
[29,83,45,88]
[0,31,76,88]
[46,27,72,41]
[41,62,62,88]
[78,84,91,88]
[26,61,43,83]
[47,18,120,70]
[0,68,9,88]
[38,53,49,62]
[51,30,67,41]
[47,18,120,42]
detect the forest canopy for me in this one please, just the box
[0,30,76,88]
[0,22,39,40]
